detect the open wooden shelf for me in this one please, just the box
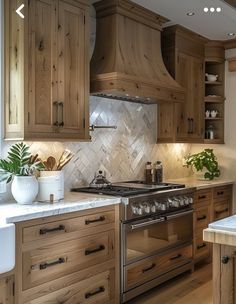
[204,139,225,144]
[204,96,225,103]
[205,117,222,120]
[205,81,222,85]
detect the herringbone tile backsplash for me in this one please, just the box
[2,97,191,192]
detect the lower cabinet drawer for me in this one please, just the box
[194,206,210,231]
[23,230,114,290]
[213,185,232,202]
[124,245,192,291]
[24,269,114,304]
[194,233,209,259]
[214,201,230,221]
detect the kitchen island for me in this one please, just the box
[204,216,236,304]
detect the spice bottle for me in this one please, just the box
[145,162,153,184]
[154,161,163,184]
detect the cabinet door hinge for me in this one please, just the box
[28,112,30,124]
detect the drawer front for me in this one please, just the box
[194,233,209,259]
[125,245,192,291]
[213,185,232,202]
[23,230,114,290]
[25,269,114,304]
[23,210,115,243]
[194,189,211,207]
[194,206,210,231]
[214,201,230,221]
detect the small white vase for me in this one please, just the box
[11,176,39,205]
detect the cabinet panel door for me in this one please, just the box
[0,276,14,304]
[57,1,88,138]
[189,57,204,140]
[175,52,191,140]
[27,0,58,133]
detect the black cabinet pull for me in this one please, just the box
[221,256,229,264]
[197,215,207,221]
[85,216,105,225]
[39,224,65,235]
[142,263,156,273]
[85,286,105,299]
[170,254,182,260]
[217,191,224,195]
[198,195,206,200]
[85,245,105,256]
[197,243,207,250]
[187,118,191,134]
[215,208,229,214]
[39,257,65,270]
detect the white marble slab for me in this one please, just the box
[0,192,120,225]
[209,215,236,232]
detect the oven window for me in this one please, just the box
[124,212,193,264]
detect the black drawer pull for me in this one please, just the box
[142,263,156,273]
[39,224,65,235]
[39,257,65,270]
[221,256,229,264]
[85,216,105,225]
[197,215,207,221]
[170,254,182,261]
[215,208,229,214]
[85,245,105,256]
[85,286,105,299]
[217,191,224,195]
[197,243,207,250]
[198,195,206,200]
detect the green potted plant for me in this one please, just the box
[0,142,44,204]
[184,149,220,180]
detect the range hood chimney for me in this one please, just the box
[90,0,185,104]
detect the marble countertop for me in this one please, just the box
[204,215,236,246]
[167,177,234,190]
[0,192,120,225]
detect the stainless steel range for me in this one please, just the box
[72,178,195,303]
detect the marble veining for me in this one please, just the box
[0,192,120,225]
[209,214,236,232]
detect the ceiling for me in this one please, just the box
[91,0,236,40]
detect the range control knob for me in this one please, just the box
[150,203,156,213]
[131,204,139,215]
[142,202,151,214]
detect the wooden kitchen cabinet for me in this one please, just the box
[193,184,233,264]
[4,0,89,141]
[158,25,206,143]
[0,276,14,304]
[14,205,120,304]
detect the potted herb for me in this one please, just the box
[0,143,44,204]
[184,149,220,180]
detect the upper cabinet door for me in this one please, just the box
[57,0,89,138]
[27,0,58,134]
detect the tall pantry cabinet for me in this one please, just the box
[4,0,90,140]
[158,25,207,143]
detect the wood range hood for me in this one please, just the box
[90,0,185,104]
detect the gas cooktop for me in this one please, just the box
[71,182,185,197]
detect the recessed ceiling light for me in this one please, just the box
[228,33,235,37]
[204,7,209,12]
[187,12,195,16]
[210,7,215,12]
[216,7,222,12]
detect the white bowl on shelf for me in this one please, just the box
[205,73,218,82]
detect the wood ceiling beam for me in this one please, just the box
[222,0,236,8]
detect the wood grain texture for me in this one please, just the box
[228,58,236,72]
[91,0,185,104]
[0,276,14,304]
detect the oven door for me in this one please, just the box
[123,209,193,265]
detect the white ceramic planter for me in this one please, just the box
[11,176,38,205]
[40,171,64,200]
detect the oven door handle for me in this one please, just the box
[165,209,193,220]
[130,217,166,230]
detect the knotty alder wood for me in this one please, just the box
[158,25,206,143]
[14,204,120,304]
[0,276,14,304]
[90,0,185,104]
[4,0,90,140]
